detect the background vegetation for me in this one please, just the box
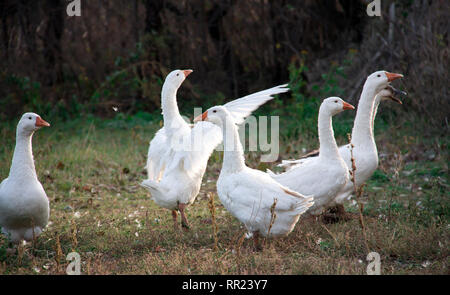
[0,0,448,274]
[0,0,448,128]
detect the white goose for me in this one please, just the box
[276,71,404,217]
[195,106,313,249]
[267,97,355,216]
[0,113,50,244]
[141,69,289,229]
[279,85,405,169]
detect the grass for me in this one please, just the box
[0,113,448,274]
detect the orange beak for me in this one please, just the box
[342,101,355,110]
[35,116,50,127]
[193,111,208,123]
[183,69,193,78]
[385,72,403,82]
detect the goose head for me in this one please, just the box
[164,69,193,90]
[378,85,407,104]
[320,97,355,116]
[366,70,403,93]
[194,105,231,127]
[17,112,50,136]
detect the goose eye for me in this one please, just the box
[334,100,338,103]
[377,74,381,77]
[176,73,179,76]
[28,117,32,120]
[213,110,217,113]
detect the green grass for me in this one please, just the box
[0,114,448,274]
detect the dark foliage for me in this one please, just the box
[0,0,447,131]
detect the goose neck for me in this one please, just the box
[352,85,377,145]
[9,131,37,180]
[317,108,340,161]
[371,95,382,135]
[221,119,245,174]
[161,84,182,124]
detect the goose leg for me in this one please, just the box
[335,204,354,221]
[171,210,179,230]
[336,204,347,218]
[253,231,262,251]
[178,203,190,230]
[323,205,352,223]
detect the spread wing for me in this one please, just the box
[146,84,290,180]
[224,84,289,124]
[168,84,290,177]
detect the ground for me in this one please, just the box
[0,115,448,274]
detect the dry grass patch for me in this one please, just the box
[0,117,448,274]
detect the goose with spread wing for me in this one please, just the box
[141,69,289,230]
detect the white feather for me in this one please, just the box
[269,98,351,216]
[205,107,313,238]
[144,72,289,213]
[0,113,50,244]
[224,84,289,124]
